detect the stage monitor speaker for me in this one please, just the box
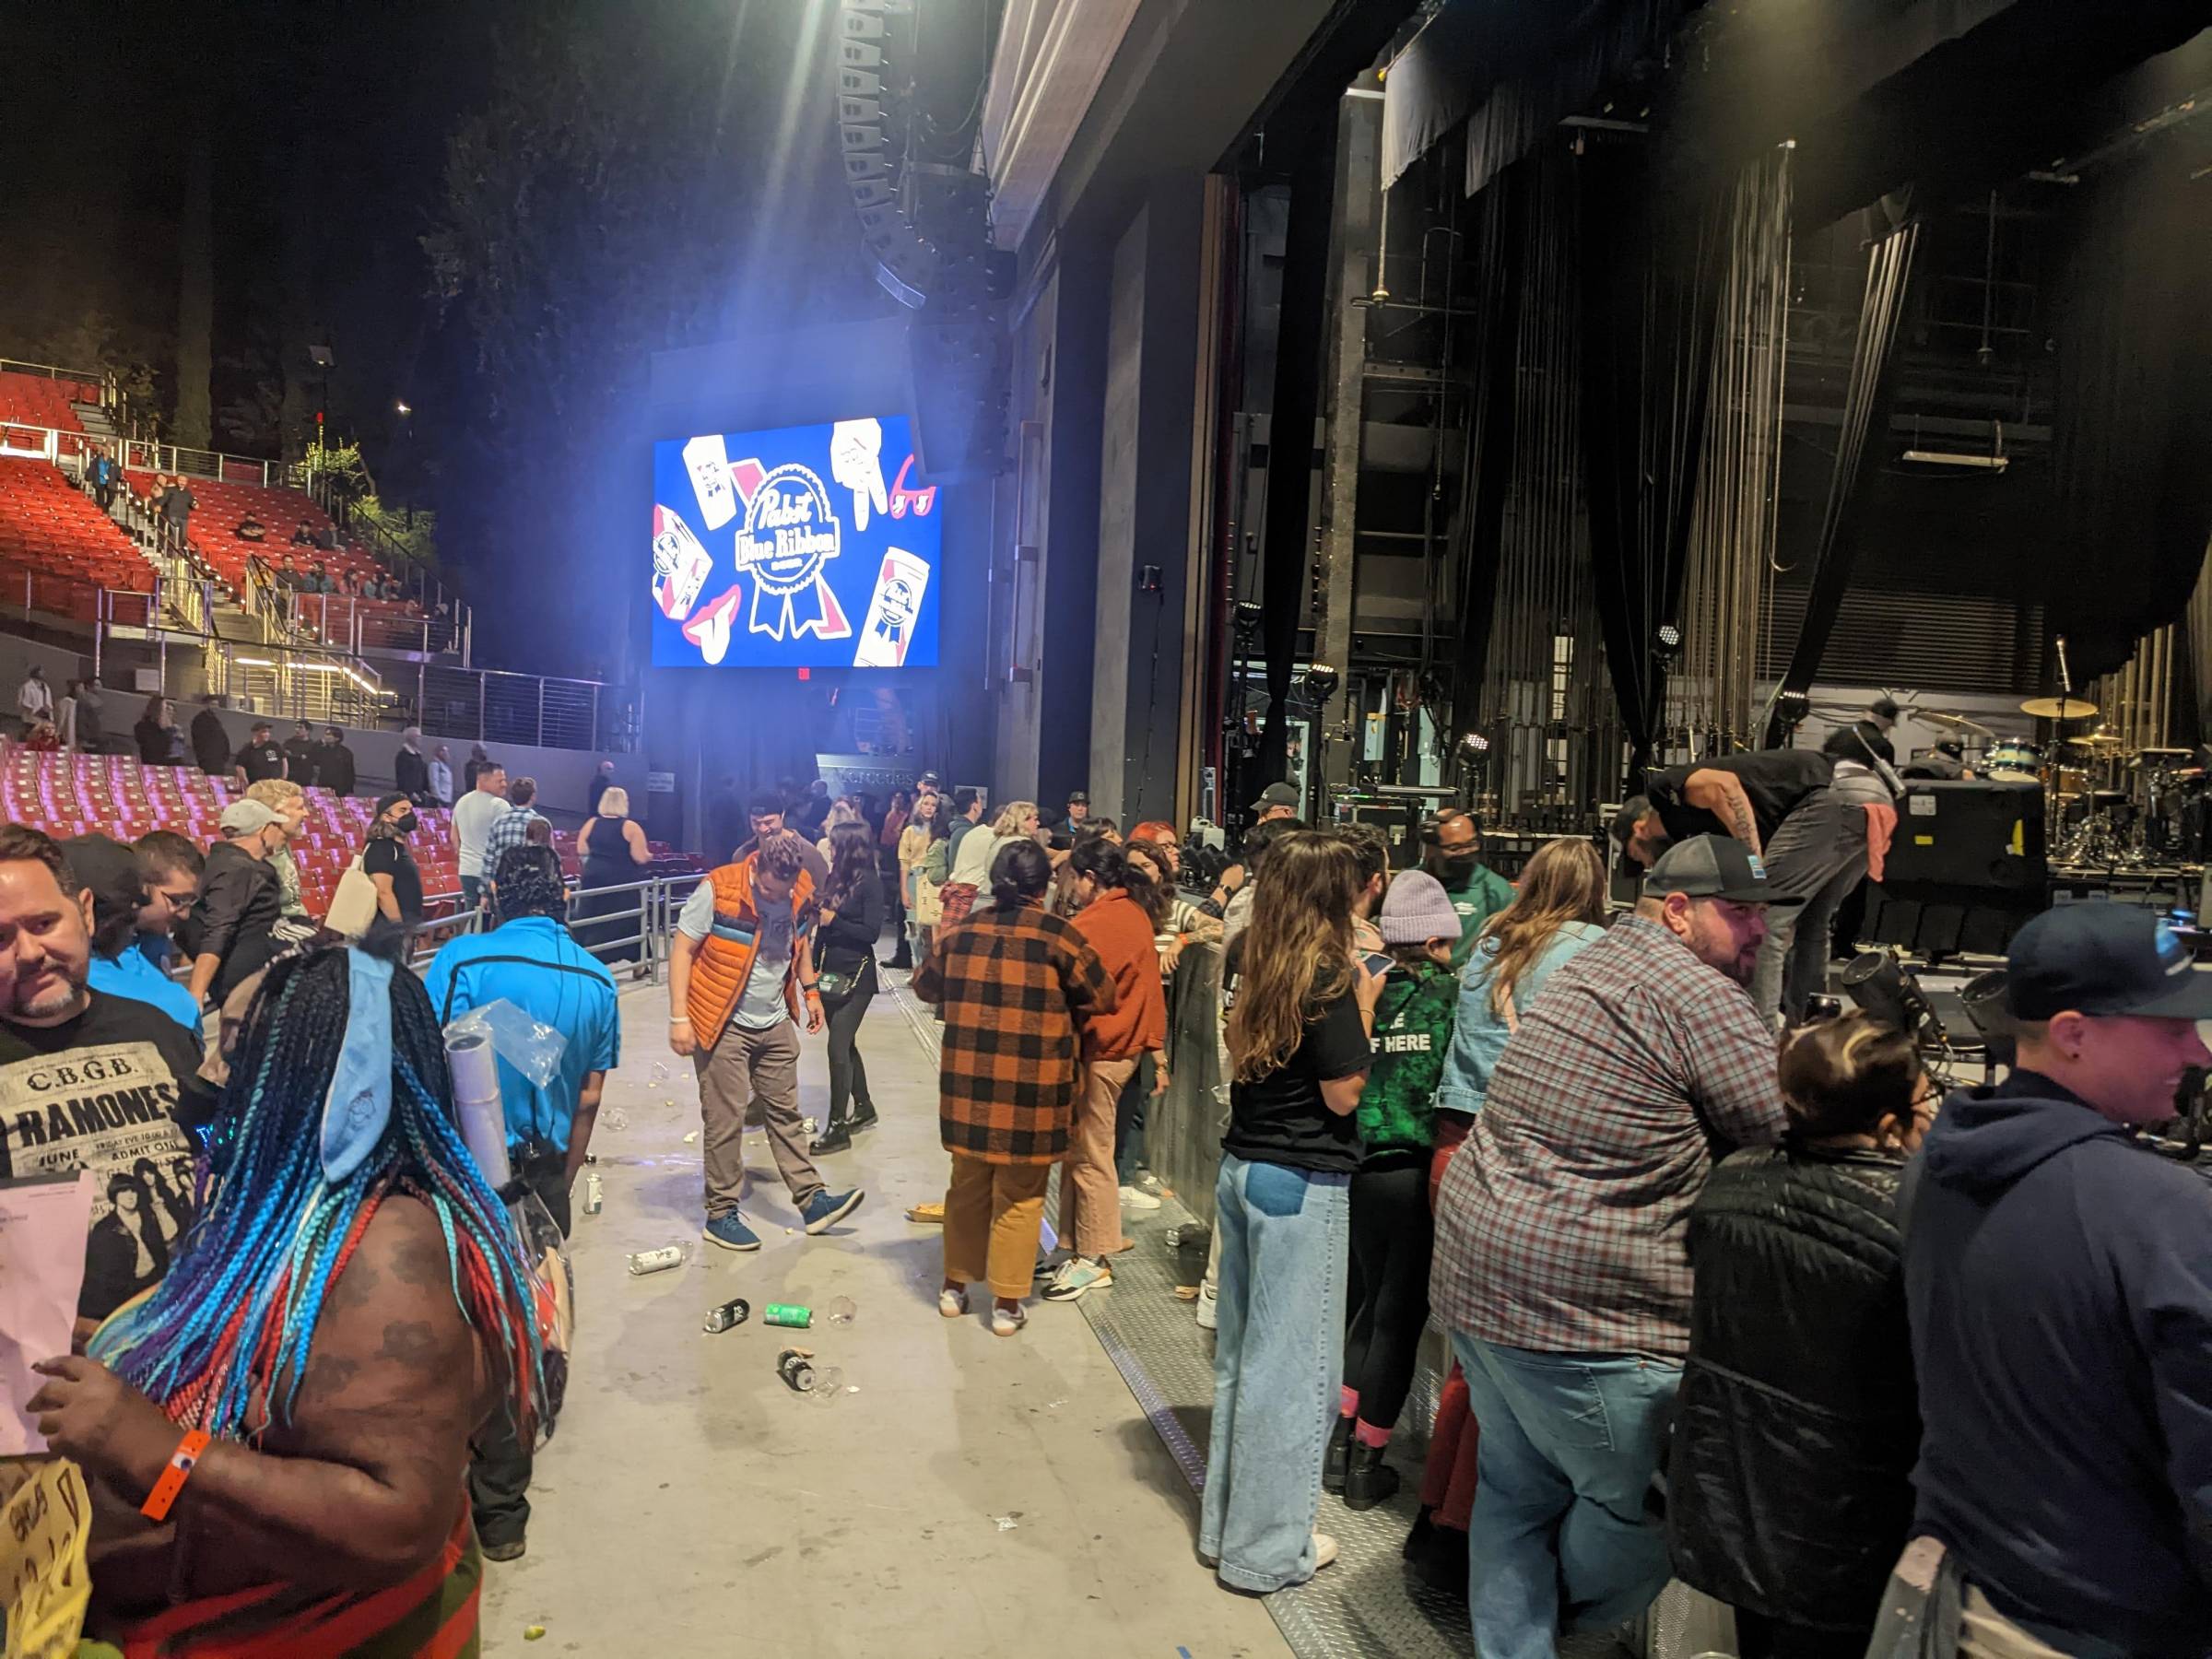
[1880,780,2045,888]
[1867,779,2047,957]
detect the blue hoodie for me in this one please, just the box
[1904,1070,2212,1653]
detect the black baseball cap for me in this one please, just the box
[1643,834,1804,908]
[1067,791,1088,806]
[62,834,146,927]
[1251,782,1300,812]
[2006,904,2212,1021]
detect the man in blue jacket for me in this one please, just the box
[1905,903,2212,1656]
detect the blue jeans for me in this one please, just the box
[1199,1153,1349,1593]
[461,873,485,912]
[1450,1332,1680,1659]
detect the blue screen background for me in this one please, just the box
[649,414,941,670]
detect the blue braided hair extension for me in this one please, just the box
[92,939,547,1441]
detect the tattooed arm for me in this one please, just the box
[42,1196,486,1601]
[1682,769,1763,856]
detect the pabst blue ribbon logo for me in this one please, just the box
[732,462,853,642]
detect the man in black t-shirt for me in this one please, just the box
[0,824,206,1327]
[282,721,319,783]
[234,721,287,787]
[1611,746,1850,1023]
[363,794,426,927]
[316,726,358,797]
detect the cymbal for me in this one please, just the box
[2064,733,2125,750]
[2021,696,2099,720]
[2134,747,2194,762]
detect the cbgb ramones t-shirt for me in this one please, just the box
[0,991,208,1318]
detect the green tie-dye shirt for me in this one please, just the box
[1356,959,1459,1157]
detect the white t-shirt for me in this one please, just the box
[451,788,510,878]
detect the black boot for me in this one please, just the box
[849,1101,880,1132]
[1404,1511,1469,1597]
[808,1121,853,1156]
[1344,1439,1400,1512]
[1323,1414,1354,1494]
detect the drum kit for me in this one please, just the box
[1936,694,2206,867]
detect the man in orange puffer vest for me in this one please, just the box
[668,829,865,1251]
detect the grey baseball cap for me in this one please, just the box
[1643,833,1804,907]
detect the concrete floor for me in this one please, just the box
[479,980,1291,1659]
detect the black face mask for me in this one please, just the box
[1429,852,1477,884]
[394,812,418,835]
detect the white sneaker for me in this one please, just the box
[1119,1183,1163,1211]
[1195,1279,1218,1331]
[991,1302,1028,1337]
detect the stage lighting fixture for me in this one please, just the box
[1655,620,1682,654]
[394,401,412,417]
[1301,663,1341,703]
[1457,731,1490,758]
[1841,950,1941,1040]
[1957,968,2016,1068]
[1233,600,1265,637]
[307,345,335,368]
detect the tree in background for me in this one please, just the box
[419,0,884,678]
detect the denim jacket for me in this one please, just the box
[1431,919,1606,1117]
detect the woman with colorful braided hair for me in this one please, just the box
[30,935,547,1654]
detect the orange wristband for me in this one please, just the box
[139,1429,210,1522]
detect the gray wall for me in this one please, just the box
[171,706,642,822]
[1086,177,1204,831]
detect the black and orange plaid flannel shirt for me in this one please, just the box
[912,902,1117,1164]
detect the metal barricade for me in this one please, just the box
[1147,938,1229,1228]
[403,874,692,982]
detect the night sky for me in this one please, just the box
[0,1,888,677]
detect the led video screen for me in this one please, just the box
[650,415,939,669]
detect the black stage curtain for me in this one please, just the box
[1575,142,1724,777]
[2041,137,2212,682]
[1253,126,1338,794]
[1445,170,1527,735]
[1763,203,1921,746]
[1464,1,1683,200]
[1381,0,1681,197]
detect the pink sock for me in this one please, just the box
[1354,1418,1392,1450]
[1338,1385,1359,1419]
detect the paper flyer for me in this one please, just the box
[0,1172,96,1457]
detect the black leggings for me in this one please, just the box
[1343,1161,1433,1432]
[822,956,877,1127]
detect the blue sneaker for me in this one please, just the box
[800,1187,865,1235]
[703,1212,760,1252]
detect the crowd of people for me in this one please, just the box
[0,821,567,1648]
[6,735,2211,1657]
[814,768,2212,1656]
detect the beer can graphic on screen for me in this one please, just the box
[682,433,738,531]
[853,548,930,669]
[652,503,712,622]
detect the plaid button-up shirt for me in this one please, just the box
[1431,914,1786,1360]
[912,901,1116,1165]
[484,805,547,864]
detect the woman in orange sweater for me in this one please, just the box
[1046,838,1171,1301]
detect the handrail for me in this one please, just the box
[0,359,103,385]
[399,872,695,979]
